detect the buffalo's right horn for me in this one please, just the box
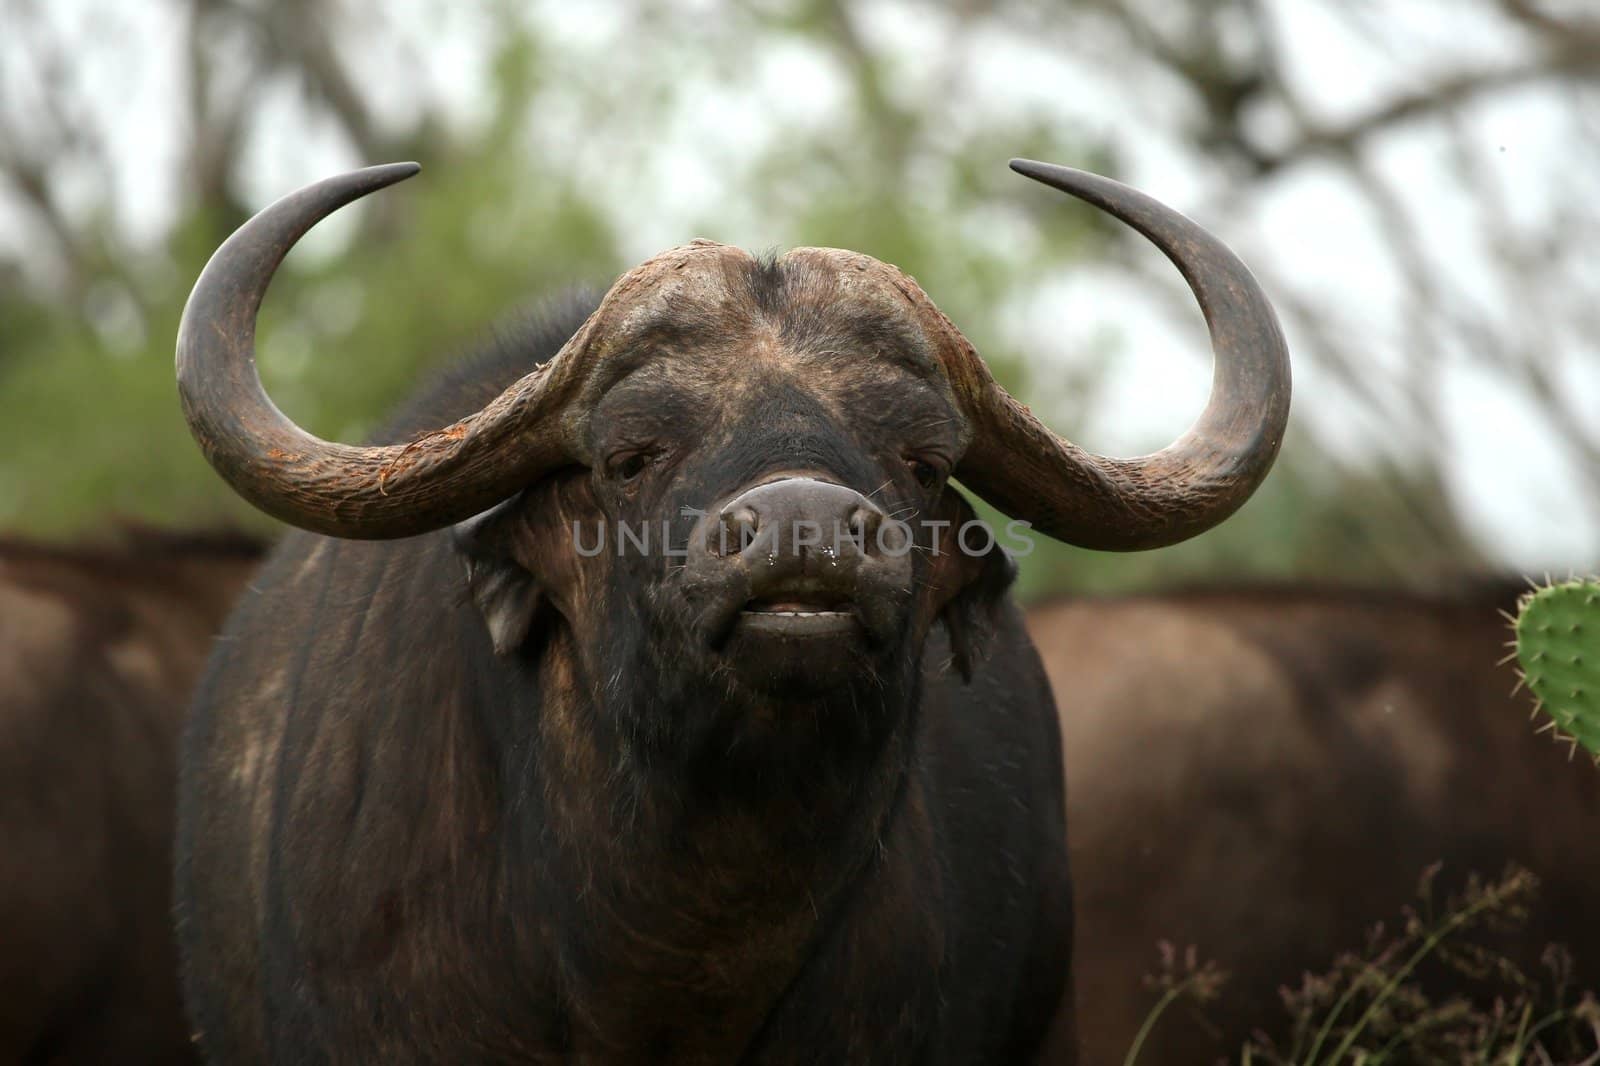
[176,164,588,539]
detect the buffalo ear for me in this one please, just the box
[930,488,1018,683]
[452,496,544,657]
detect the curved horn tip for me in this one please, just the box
[1009,157,1057,180]
[1008,158,1119,202]
[353,160,422,189]
[300,162,421,206]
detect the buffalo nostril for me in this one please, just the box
[847,506,883,549]
[710,481,888,562]
[717,506,760,556]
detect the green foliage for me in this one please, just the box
[0,25,626,536]
[1002,446,1484,602]
[1514,578,1600,759]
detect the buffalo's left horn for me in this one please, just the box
[953,160,1291,551]
[176,164,586,539]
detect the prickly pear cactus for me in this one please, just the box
[1514,578,1600,759]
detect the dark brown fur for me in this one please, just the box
[1029,583,1600,1065]
[174,164,1288,1064]
[177,275,1075,1063]
[0,527,263,1064]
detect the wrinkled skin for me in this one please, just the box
[1034,586,1600,1066]
[177,277,1075,1063]
[0,529,262,1064]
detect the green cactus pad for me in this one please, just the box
[1514,578,1600,759]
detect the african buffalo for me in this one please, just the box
[1037,584,1600,1064]
[170,159,1287,1063]
[0,528,262,1063]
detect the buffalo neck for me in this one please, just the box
[495,622,929,1055]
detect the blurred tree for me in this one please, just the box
[0,1,627,531]
[1015,0,1600,581]
[0,0,1593,594]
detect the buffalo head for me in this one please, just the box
[175,160,1289,770]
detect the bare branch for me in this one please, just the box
[1253,45,1600,175]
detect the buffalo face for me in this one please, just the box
[453,246,1015,764]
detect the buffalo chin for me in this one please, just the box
[723,613,876,695]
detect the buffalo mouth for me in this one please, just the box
[734,577,861,639]
[739,599,859,637]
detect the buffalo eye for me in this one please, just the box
[613,452,653,483]
[906,458,941,490]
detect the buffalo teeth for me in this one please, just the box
[745,610,847,617]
